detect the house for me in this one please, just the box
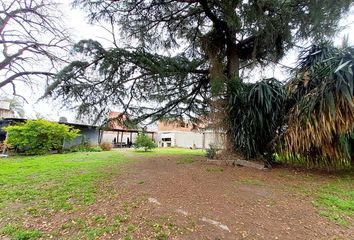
[0,118,101,148]
[61,121,101,148]
[157,120,225,149]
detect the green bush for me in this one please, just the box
[134,132,157,151]
[205,144,219,159]
[4,119,80,155]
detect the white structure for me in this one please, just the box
[0,101,13,119]
[158,130,225,149]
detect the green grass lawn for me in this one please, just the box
[313,176,354,227]
[0,151,131,239]
[0,151,130,212]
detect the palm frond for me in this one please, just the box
[283,43,354,169]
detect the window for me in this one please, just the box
[162,138,171,142]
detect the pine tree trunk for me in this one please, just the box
[224,39,240,152]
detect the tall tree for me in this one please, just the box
[46,1,352,126]
[0,0,70,96]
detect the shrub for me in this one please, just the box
[87,145,102,152]
[205,144,219,159]
[4,119,80,155]
[134,132,157,151]
[68,144,102,153]
[100,142,113,151]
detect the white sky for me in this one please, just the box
[3,1,354,123]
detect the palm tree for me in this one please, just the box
[228,78,286,160]
[283,43,354,169]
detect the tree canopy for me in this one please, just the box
[46,0,352,123]
[43,1,354,169]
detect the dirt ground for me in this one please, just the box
[26,152,353,240]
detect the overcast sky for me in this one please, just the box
[5,1,354,123]
[10,1,112,122]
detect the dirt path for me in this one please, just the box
[28,152,353,239]
[104,155,352,240]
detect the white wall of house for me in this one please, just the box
[204,131,225,149]
[158,132,175,147]
[158,130,225,149]
[175,132,204,148]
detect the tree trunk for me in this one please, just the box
[226,41,240,81]
[224,39,240,152]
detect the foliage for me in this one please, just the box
[45,0,352,123]
[4,120,80,155]
[100,142,113,151]
[283,43,354,169]
[68,144,102,153]
[205,144,219,159]
[226,43,354,170]
[134,132,157,152]
[228,78,286,159]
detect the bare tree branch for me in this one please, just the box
[0,0,70,95]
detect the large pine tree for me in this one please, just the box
[46,0,352,128]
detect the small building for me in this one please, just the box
[0,118,101,148]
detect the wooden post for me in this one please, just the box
[116,131,119,148]
[120,130,124,148]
